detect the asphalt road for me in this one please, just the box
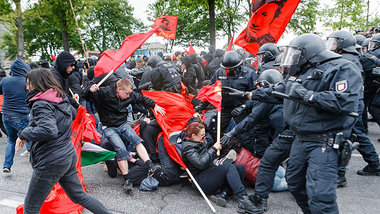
[1,122,380,214]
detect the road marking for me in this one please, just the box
[351,154,362,157]
[0,199,23,208]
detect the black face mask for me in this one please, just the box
[227,66,242,78]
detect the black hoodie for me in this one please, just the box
[51,51,79,108]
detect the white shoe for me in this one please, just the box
[20,150,30,157]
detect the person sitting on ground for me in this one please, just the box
[181,121,257,213]
[82,77,165,193]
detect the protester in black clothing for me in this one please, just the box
[50,51,80,108]
[15,68,110,214]
[206,49,224,79]
[180,56,197,93]
[148,54,182,93]
[182,122,257,212]
[190,54,205,89]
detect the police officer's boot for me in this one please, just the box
[237,194,262,214]
[337,171,347,188]
[248,194,267,213]
[357,162,380,176]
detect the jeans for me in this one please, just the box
[24,153,110,214]
[103,120,143,161]
[3,114,29,169]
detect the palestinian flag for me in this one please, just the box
[81,142,116,166]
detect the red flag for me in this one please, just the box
[197,80,222,112]
[152,16,178,39]
[94,29,157,77]
[226,36,234,51]
[183,48,190,56]
[188,41,196,55]
[142,90,194,169]
[17,106,99,214]
[234,0,300,55]
[51,53,56,61]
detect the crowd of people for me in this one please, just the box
[1,29,380,214]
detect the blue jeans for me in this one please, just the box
[3,114,29,169]
[103,121,143,161]
[24,153,110,214]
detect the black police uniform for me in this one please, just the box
[367,48,380,126]
[151,61,182,93]
[284,58,362,213]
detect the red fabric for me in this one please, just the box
[234,0,300,55]
[16,106,99,214]
[133,124,141,137]
[188,42,196,55]
[51,53,56,61]
[142,90,195,169]
[183,48,190,56]
[252,60,259,71]
[0,95,3,111]
[152,16,178,39]
[226,36,234,51]
[94,29,157,77]
[197,80,222,112]
[235,148,261,185]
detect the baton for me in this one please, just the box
[271,91,359,118]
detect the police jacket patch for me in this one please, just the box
[336,80,347,92]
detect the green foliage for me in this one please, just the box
[322,0,366,31]
[216,0,247,40]
[84,0,145,52]
[0,28,17,60]
[288,0,320,35]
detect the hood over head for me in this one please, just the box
[181,56,193,69]
[214,49,225,58]
[11,58,30,77]
[54,51,76,79]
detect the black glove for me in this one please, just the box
[288,83,314,103]
[231,104,247,117]
[220,129,237,146]
[222,86,250,99]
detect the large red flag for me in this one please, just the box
[16,106,99,214]
[197,80,222,112]
[51,53,56,61]
[234,0,300,55]
[142,90,194,169]
[152,16,178,39]
[94,29,157,77]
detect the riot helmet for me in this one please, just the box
[281,34,340,75]
[354,35,366,46]
[369,34,380,51]
[220,51,243,77]
[256,69,283,88]
[257,43,280,66]
[147,55,163,68]
[361,38,371,53]
[326,30,358,54]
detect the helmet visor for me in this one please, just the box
[326,37,338,51]
[281,46,301,67]
[369,41,377,51]
[257,54,264,67]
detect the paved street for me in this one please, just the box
[1,122,380,214]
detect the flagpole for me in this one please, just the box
[69,0,90,68]
[96,70,115,88]
[216,111,221,156]
[186,168,216,213]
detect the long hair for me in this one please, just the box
[26,68,65,97]
[185,122,205,138]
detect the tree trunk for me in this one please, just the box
[60,8,70,51]
[246,0,252,18]
[208,0,216,47]
[14,0,24,59]
[366,0,370,29]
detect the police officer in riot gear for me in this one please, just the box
[148,54,182,93]
[281,34,362,213]
[327,30,380,184]
[256,43,280,74]
[210,51,257,143]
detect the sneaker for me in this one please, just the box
[20,150,30,157]
[210,192,228,207]
[216,149,237,166]
[146,160,162,177]
[248,194,267,213]
[123,179,133,193]
[357,164,380,176]
[3,167,11,173]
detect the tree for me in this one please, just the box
[288,0,320,35]
[84,0,144,52]
[322,0,366,31]
[217,0,246,42]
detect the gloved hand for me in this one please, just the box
[231,104,247,117]
[222,86,251,99]
[288,82,314,103]
[220,129,237,146]
[364,53,378,61]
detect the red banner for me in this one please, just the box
[197,80,222,112]
[94,29,157,77]
[234,0,300,55]
[17,106,99,214]
[152,16,178,40]
[226,36,234,51]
